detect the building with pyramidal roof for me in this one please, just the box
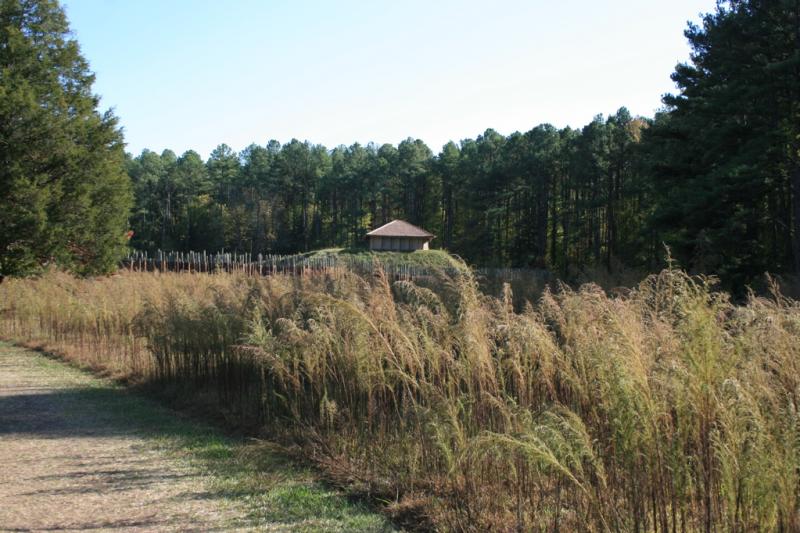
[366,220,434,251]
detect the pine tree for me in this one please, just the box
[0,0,132,276]
[645,0,800,284]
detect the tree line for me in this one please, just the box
[2,0,799,289]
[127,112,650,275]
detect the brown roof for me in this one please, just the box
[366,219,434,238]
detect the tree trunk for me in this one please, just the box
[443,182,453,249]
[536,175,550,268]
[792,162,800,274]
[793,0,800,274]
[550,176,559,270]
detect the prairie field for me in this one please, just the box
[1,266,799,532]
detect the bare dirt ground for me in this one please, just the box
[0,343,247,532]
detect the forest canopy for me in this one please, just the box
[126,0,800,288]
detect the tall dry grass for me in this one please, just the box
[1,265,798,532]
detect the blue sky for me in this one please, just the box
[63,0,718,158]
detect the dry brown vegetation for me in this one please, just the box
[1,266,799,532]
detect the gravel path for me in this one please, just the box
[0,343,243,532]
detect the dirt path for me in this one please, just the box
[0,343,392,533]
[0,343,246,532]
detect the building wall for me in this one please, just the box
[369,236,429,251]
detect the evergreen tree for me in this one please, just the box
[0,0,132,276]
[645,0,800,284]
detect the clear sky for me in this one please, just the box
[62,0,718,158]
